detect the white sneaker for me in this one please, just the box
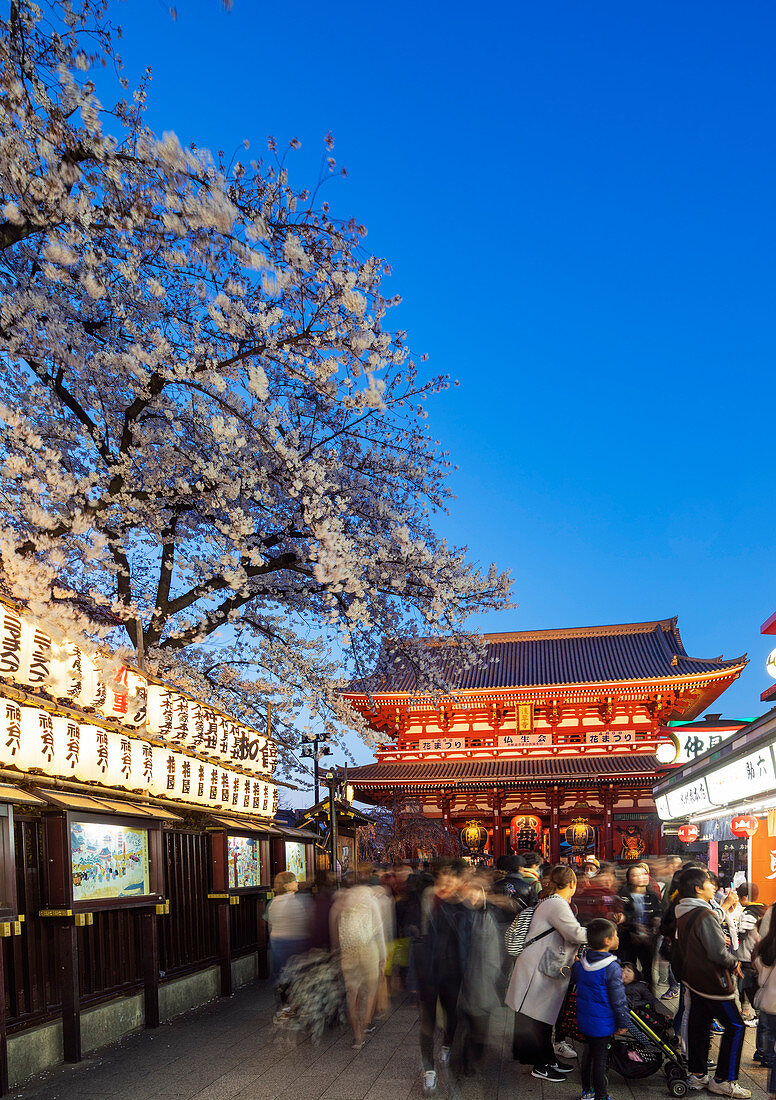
[555,1041,578,1059]
[707,1081,751,1098]
[439,1046,451,1065]
[743,1017,758,1028]
[688,1074,710,1090]
[423,1070,438,1093]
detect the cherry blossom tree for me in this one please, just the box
[357,801,460,863]
[0,0,512,766]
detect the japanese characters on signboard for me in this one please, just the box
[0,698,278,817]
[705,748,776,807]
[671,727,739,765]
[657,743,776,821]
[584,730,634,747]
[418,737,465,752]
[662,777,715,820]
[498,732,551,749]
[0,601,276,780]
[516,704,534,732]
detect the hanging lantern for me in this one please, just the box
[730,814,759,839]
[564,816,594,851]
[460,820,488,852]
[678,824,699,844]
[510,814,541,851]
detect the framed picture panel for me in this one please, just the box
[284,840,307,882]
[44,810,165,911]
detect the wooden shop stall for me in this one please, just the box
[0,595,279,1092]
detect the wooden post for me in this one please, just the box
[217,900,232,997]
[208,830,233,997]
[256,896,268,979]
[0,939,8,1095]
[58,918,81,1063]
[142,909,160,1028]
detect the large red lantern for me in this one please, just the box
[510,814,541,851]
[730,814,759,839]
[678,824,699,844]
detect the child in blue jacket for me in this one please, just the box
[572,918,630,1100]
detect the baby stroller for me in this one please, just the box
[609,1008,689,1097]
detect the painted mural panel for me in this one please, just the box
[70,821,150,903]
[285,840,306,881]
[228,835,261,889]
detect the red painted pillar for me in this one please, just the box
[603,786,614,861]
[492,791,504,861]
[550,787,561,863]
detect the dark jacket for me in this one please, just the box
[674,898,738,1000]
[618,888,662,962]
[415,892,474,997]
[572,949,630,1037]
[493,870,539,911]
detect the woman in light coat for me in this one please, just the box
[505,864,587,1082]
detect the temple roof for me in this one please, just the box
[347,618,746,696]
[342,754,660,790]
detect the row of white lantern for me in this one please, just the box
[0,602,275,777]
[0,697,277,816]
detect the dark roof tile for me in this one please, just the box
[348,618,745,695]
[344,754,660,786]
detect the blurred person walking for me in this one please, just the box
[330,876,387,1050]
[267,871,311,992]
[459,871,503,1076]
[618,864,662,989]
[416,860,473,1094]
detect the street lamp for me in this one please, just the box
[300,733,333,804]
[324,769,339,882]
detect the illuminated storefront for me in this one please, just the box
[654,707,776,897]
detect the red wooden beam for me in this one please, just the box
[762,611,776,635]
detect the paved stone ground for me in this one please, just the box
[11,979,771,1100]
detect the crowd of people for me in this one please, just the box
[264,853,775,1100]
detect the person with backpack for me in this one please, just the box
[330,876,387,1050]
[505,864,587,1081]
[672,866,749,1098]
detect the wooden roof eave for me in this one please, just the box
[341,662,748,707]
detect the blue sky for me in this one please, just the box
[110,1,775,777]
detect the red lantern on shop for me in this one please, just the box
[678,824,699,844]
[730,814,759,839]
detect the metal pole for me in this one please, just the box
[314,737,320,806]
[327,774,338,882]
